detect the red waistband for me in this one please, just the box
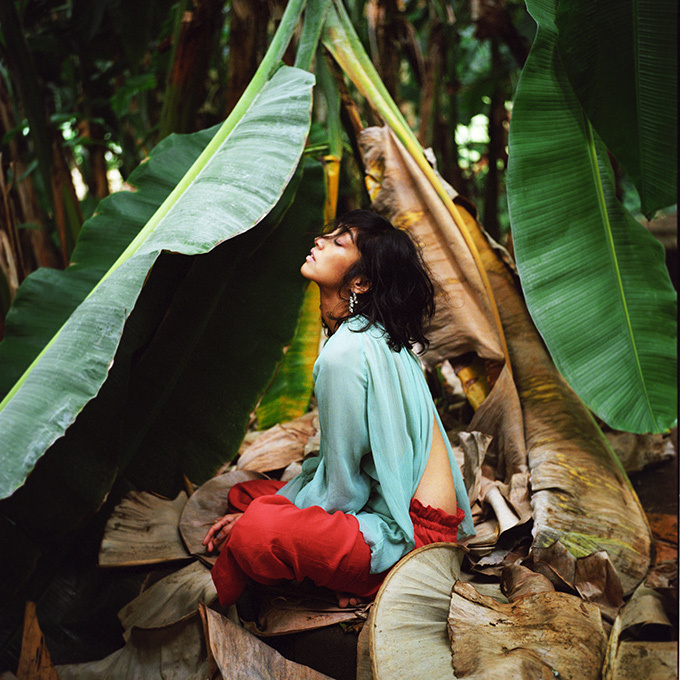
[409,497,465,532]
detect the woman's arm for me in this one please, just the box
[282,328,373,513]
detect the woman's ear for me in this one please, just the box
[351,276,371,294]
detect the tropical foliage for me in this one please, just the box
[507,0,677,434]
[0,0,676,670]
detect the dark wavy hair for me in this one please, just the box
[324,209,435,352]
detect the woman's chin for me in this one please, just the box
[300,262,313,280]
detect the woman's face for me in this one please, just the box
[300,228,361,291]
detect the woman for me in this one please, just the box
[204,210,474,607]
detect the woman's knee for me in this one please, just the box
[228,495,292,550]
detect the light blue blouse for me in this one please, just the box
[278,316,475,574]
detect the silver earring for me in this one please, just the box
[349,291,357,314]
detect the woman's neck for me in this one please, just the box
[318,287,348,333]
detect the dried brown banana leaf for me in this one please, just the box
[118,561,216,640]
[448,582,607,679]
[574,551,624,620]
[500,564,555,601]
[17,601,59,680]
[451,431,492,506]
[236,411,317,473]
[525,540,577,592]
[603,585,678,680]
[367,543,466,679]
[240,583,368,637]
[361,127,505,367]
[56,613,205,680]
[98,491,190,567]
[179,469,264,565]
[471,534,533,578]
[200,603,333,679]
[359,125,651,594]
[523,543,624,618]
[481,224,652,593]
[604,642,678,680]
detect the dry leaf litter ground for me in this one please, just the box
[4,406,676,680]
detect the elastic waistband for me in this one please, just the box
[409,497,465,532]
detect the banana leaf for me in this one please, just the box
[0,63,315,501]
[256,283,321,430]
[120,157,326,493]
[360,125,651,594]
[0,160,324,613]
[56,613,206,680]
[506,0,677,435]
[449,582,607,679]
[472,202,653,594]
[368,544,466,679]
[555,0,677,218]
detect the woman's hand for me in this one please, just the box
[202,512,243,553]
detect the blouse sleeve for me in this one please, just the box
[278,329,373,514]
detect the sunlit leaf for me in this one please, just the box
[0,64,314,501]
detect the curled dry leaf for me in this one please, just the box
[526,540,577,592]
[450,430,492,506]
[98,491,190,567]
[471,534,533,578]
[500,564,555,602]
[574,551,624,621]
[617,586,674,640]
[524,541,625,620]
[448,581,607,680]
[179,469,264,565]
[56,613,206,680]
[236,411,318,474]
[200,603,333,679]
[240,583,369,637]
[118,561,216,640]
[465,476,531,556]
[480,482,520,534]
[603,584,678,680]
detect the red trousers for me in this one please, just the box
[211,479,464,607]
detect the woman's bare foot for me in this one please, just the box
[335,591,368,608]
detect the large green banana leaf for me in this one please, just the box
[0,64,315,500]
[120,158,326,494]
[506,0,677,435]
[555,0,677,218]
